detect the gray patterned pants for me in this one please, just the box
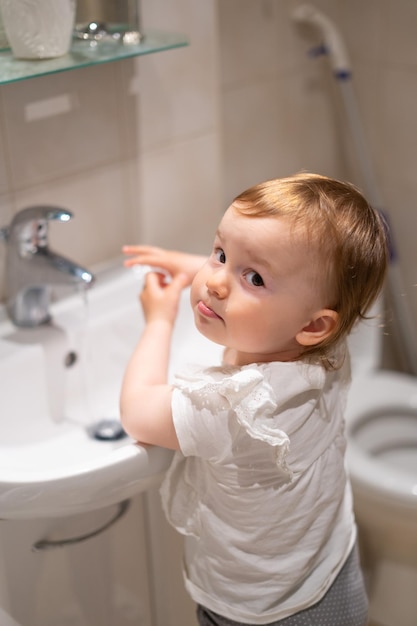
[197,545,368,626]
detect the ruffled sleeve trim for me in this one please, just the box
[217,368,290,468]
[173,364,311,472]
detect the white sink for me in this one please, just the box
[0,263,221,519]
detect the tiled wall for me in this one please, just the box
[0,59,140,301]
[219,0,346,204]
[1,0,417,332]
[219,0,417,368]
[136,0,222,255]
[0,0,222,303]
[1,0,417,342]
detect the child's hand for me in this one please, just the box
[122,244,206,286]
[140,271,188,326]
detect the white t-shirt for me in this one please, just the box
[160,357,356,624]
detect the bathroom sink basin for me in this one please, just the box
[0,264,221,519]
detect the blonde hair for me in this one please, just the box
[233,172,389,364]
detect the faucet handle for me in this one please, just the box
[1,206,72,239]
[9,205,72,229]
[5,205,73,248]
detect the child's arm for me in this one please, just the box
[120,271,188,450]
[122,245,206,287]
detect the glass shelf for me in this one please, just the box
[0,30,188,85]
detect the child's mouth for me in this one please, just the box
[197,301,222,320]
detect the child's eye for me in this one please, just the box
[215,248,226,263]
[245,271,264,287]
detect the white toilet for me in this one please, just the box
[346,304,417,626]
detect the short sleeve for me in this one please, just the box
[171,364,291,469]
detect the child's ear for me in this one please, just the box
[296,309,339,347]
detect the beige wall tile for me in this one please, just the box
[1,64,125,189]
[0,194,13,300]
[139,132,222,254]
[138,0,220,150]
[375,64,417,322]
[381,0,417,67]
[221,38,344,205]
[219,0,285,86]
[0,91,11,196]
[378,67,417,190]
[116,58,140,162]
[0,194,13,229]
[337,0,382,65]
[222,77,293,201]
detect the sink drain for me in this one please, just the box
[89,419,127,441]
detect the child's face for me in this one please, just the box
[190,205,334,365]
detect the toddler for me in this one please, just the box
[120,173,388,626]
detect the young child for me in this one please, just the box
[120,172,388,626]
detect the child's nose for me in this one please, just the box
[206,269,228,298]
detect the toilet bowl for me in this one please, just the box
[346,309,417,626]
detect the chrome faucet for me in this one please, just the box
[0,206,95,327]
